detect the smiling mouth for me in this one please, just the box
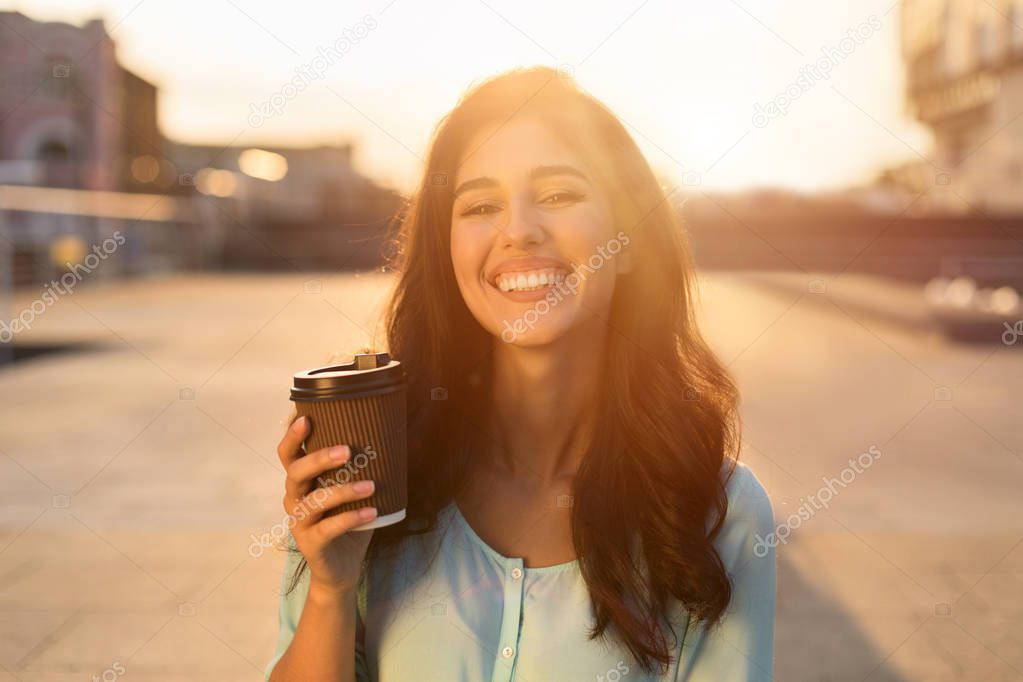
[492,268,570,293]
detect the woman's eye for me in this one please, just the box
[540,191,583,206]
[459,191,582,217]
[461,203,499,217]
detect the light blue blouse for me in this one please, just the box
[265,461,776,681]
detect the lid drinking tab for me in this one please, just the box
[355,352,390,370]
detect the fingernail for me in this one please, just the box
[353,480,374,494]
[291,416,306,432]
[329,445,349,460]
[358,506,377,520]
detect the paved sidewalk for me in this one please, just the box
[0,271,1020,681]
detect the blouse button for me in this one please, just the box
[511,567,523,580]
[502,646,514,658]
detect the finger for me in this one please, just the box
[285,444,352,500]
[277,414,309,468]
[291,480,376,528]
[315,507,379,541]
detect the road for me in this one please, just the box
[0,270,1020,681]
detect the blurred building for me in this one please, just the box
[168,142,387,222]
[893,0,1023,213]
[168,142,402,269]
[0,11,401,286]
[0,11,164,191]
[0,12,178,286]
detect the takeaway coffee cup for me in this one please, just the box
[290,352,407,530]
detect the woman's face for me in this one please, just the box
[449,117,629,347]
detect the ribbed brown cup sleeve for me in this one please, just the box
[293,388,406,517]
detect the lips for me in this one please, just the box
[495,269,566,292]
[486,256,572,289]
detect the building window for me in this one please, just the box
[37,139,70,162]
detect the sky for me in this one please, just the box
[2,0,934,195]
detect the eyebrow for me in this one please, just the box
[452,164,589,200]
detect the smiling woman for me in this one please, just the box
[449,118,630,347]
[267,65,775,681]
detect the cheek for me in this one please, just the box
[449,227,483,284]
[562,210,616,270]
[568,200,613,242]
[567,211,620,302]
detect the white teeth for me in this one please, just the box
[494,268,568,293]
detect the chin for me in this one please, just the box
[490,307,586,347]
[496,324,565,347]
[458,278,605,348]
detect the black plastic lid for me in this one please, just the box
[291,352,405,401]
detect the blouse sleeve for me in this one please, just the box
[676,462,776,681]
[264,536,371,682]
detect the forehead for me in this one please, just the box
[453,117,583,187]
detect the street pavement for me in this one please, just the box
[0,270,1020,681]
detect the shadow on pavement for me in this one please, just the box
[776,553,909,682]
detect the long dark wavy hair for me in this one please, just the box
[285,65,741,675]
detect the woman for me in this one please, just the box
[266,65,775,681]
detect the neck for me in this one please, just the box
[488,321,606,486]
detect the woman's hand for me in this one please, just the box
[276,414,378,600]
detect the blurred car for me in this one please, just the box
[925,276,1021,344]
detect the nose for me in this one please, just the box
[498,194,544,249]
